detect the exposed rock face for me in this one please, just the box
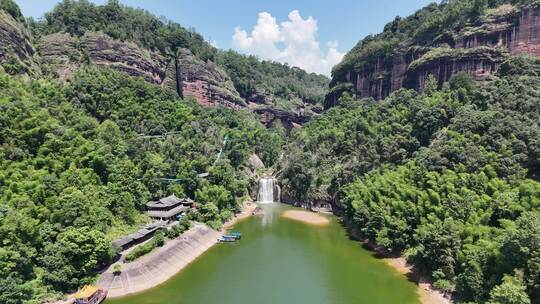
[407,47,505,91]
[455,5,540,56]
[37,33,82,78]
[248,154,265,170]
[253,106,311,130]
[328,4,540,104]
[0,10,316,127]
[163,48,245,109]
[80,33,167,84]
[37,32,244,109]
[0,10,37,74]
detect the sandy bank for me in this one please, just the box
[281,210,330,226]
[381,255,450,304]
[347,224,451,304]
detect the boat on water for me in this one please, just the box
[218,231,242,243]
[218,236,236,243]
[229,232,242,239]
[74,285,107,304]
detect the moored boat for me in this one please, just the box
[229,232,242,239]
[218,236,236,243]
[74,285,107,304]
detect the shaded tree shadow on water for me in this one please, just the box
[337,218,421,286]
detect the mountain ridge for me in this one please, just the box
[327,0,540,107]
[0,0,328,128]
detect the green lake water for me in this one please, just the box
[107,204,420,304]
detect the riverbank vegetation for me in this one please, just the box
[3,0,540,303]
[0,65,284,302]
[125,218,191,263]
[280,56,540,303]
[125,231,165,263]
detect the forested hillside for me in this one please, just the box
[306,1,540,301]
[3,0,540,303]
[0,0,328,121]
[281,56,540,302]
[0,65,283,303]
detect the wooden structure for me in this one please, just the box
[112,221,167,250]
[74,285,107,304]
[146,194,194,220]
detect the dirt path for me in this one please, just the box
[382,254,450,304]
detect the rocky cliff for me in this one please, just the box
[0,10,38,75]
[0,1,324,128]
[37,31,244,109]
[327,3,540,106]
[35,31,315,126]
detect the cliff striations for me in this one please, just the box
[0,1,327,128]
[0,10,37,75]
[327,3,540,106]
[37,32,244,109]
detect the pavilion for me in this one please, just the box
[146,194,194,221]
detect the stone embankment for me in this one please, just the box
[97,223,221,297]
[96,202,257,298]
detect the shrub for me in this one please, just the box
[166,222,189,238]
[113,264,121,275]
[220,209,234,222]
[0,0,22,20]
[125,229,165,262]
[125,241,156,262]
[207,220,223,230]
[154,230,165,247]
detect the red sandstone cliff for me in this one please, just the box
[327,4,540,106]
[37,32,244,110]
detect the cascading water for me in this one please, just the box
[258,178,274,203]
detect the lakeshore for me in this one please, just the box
[106,203,421,304]
[382,257,450,304]
[97,202,257,298]
[56,203,448,304]
[344,219,451,304]
[284,209,450,303]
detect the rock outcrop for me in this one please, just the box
[0,10,37,74]
[252,105,312,130]
[0,8,320,128]
[37,32,245,109]
[163,48,245,109]
[328,4,540,105]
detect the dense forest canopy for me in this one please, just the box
[0,65,284,303]
[280,56,540,303]
[2,0,540,303]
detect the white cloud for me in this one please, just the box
[232,10,344,76]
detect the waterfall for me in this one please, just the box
[258,178,275,203]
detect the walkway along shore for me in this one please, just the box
[96,202,257,298]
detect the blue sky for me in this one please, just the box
[17,0,435,75]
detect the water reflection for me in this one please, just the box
[258,202,281,227]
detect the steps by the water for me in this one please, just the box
[97,224,221,298]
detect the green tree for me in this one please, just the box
[40,227,113,290]
[488,274,531,304]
